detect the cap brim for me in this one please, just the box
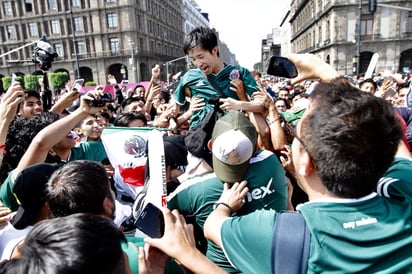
[212,155,249,183]
[11,205,40,230]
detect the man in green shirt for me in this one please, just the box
[0,90,107,211]
[171,27,265,129]
[204,54,412,273]
[168,111,288,272]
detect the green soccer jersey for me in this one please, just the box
[0,142,107,212]
[221,194,412,273]
[377,156,412,200]
[167,150,287,272]
[173,65,258,128]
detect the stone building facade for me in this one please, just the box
[0,0,196,86]
[288,0,412,76]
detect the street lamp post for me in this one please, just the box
[165,56,188,85]
[354,0,362,77]
[129,41,135,82]
[69,6,81,79]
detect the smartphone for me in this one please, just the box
[134,202,165,238]
[384,87,397,98]
[72,78,84,91]
[267,56,298,78]
[12,73,23,85]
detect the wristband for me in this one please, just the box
[213,202,233,215]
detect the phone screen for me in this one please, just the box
[267,56,298,78]
[72,79,84,91]
[134,203,165,238]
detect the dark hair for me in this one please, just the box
[121,96,145,110]
[275,98,290,110]
[301,79,402,198]
[0,112,61,182]
[158,91,170,103]
[359,78,377,90]
[99,111,111,121]
[397,82,409,91]
[133,84,145,92]
[24,90,41,100]
[183,27,218,56]
[8,213,126,274]
[114,112,147,127]
[46,160,113,217]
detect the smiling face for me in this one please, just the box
[20,96,43,119]
[188,45,221,75]
[79,116,103,141]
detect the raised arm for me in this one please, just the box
[204,181,249,248]
[141,208,227,274]
[14,90,105,179]
[0,83,24,165]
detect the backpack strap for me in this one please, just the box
[271,211,311,274]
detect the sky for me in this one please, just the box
[194,0,291,70]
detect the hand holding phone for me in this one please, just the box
[267,56,298,78]
[72,78,84,91]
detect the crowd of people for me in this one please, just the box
[0,26,411,273]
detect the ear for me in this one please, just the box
[297,151,316,176]
[212,46,219,56]
[74,127,82,135]
[102,197,115,219]
[207,139,213,151]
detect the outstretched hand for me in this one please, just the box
[287,53,340,84]
[143,208,196,260]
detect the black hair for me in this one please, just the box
[359,78,377,91]
[114,112,147,127]
[183,27,218,56]
[158,91,170,104]
[121,96,145,110]
[7,213,126,274]
[24,90,41,100]
[0,112,61,182]
[46,160,113,218]
[301,78,402,198]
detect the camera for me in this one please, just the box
[88,93,113,107]
[32,37,58,71]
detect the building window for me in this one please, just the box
[74,17,84,32]
[72,0,80,7]
[25,0,33,12]
[361,14,373,39]
[28,22,38,37]
[48,0,57,10]
[3,2,12,16]
[51,20,61,34]
[109,38,120,54]
[408,11,412,33]
[54,43,63,59]
[7,25,17,39]
[76,41,86,54]
[106,0,116,3]
[107,13,118,28]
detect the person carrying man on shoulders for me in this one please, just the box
[204,53,412,273]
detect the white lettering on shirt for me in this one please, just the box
[246,178,274,202]
[342,217,378,229]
